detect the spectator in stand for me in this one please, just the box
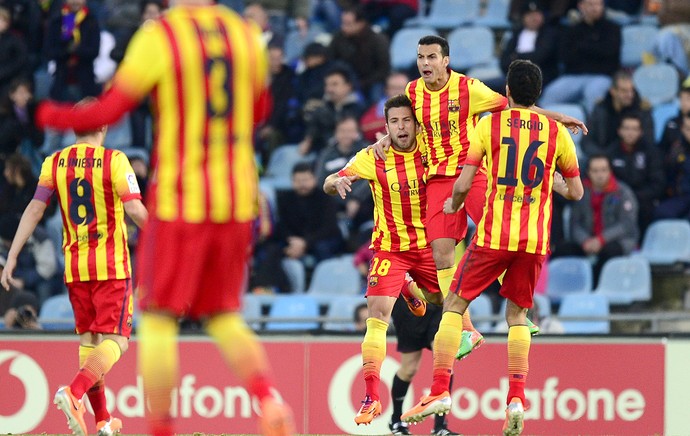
[252,0,311,40]
[498,1,560,90]
[555,154,639,286]
[0,78,44,172]
[44,0,101,102]
[0,7,28,96]
[360,0,417,39]
[314,116,367,186]
[298,66,366,156]
[508,0,573,25]
[0,153,36,218]
[651,0,690,77]
[295,42,332,108]
[276,162,344,266]
[244,2,281,45]
[360,71,409,144]
[329,6,390,105]
[3,287,41,330]
[607,112,664,237]
[256,43,302,166]
[539,0,621,114]
[659,80,690,154]
[582,70,654,159]
[655,114,690,220]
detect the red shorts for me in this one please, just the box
[68,279,134,337]
[426,171,488,242]
[450,242,546,308]
[137,219,252,319]
[365,247,441,298]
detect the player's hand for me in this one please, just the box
[367,134,391,160]
[552,171,568,196]
[334,175,358,199]
[559,114,588,135]
[0,257,19,291]
[443,197,461,214]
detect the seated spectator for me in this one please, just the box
[298,66,366,155]
[651,0,690,77]
[582,70,654,158]
[0,79,44,173]
[493,1,559,92]
[360,0,417,38]
[656,114,690,220]
[539,0,620,114]
[360,71,409,143]
[353,302,368,332]
[329,6,390,105]
[295,42,333,108]
[3,290,41,330]
[0,6,28,97]
[554,154,639,286]
[0,153,36,218]
[314,116,367,185]
[607,112,664,236]
[658,80,690,154]
[509,0,572,25]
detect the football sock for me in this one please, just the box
[434,374,454,430]
[70,339,121,399]
[507,325,531,406]
[437,266,456,299]
[78,345,109,423]
[206,312,273,401]
[361,317,388,401]
[390,373,410,423]
[431,311,463,395]
[138,312,178,435]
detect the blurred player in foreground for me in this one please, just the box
[1,100,148,436]
[34,1,294,435]
[401,60,584,436]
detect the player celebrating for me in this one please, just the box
[401,60,584,436]
[1,104,148,436]
[324,94,443,426]
[34,1,294,436]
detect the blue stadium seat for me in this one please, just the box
[468,293,494,332]
[307,255,363,295]
[593,255,652,305]
[282,258,306,294]
[558,293,610,334]
[39,293,75,330]
[541,103,587,157]
[242,294,265,330]
[263,144,309,190]
[447,26,498,72]
[545,257,593,303]
[323,294,366,331]
[633,63,679,106]
[474,0,511,29]
[405,0,480,29]
[652,99,679,143]
[640,219,690,266]
[390,27,439,71]
[282,26,324,66]
[265,295,320,331]
[620,24,659,68]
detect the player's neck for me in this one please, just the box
[427,73,449,91]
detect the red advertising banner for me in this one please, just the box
[0,338,664,435]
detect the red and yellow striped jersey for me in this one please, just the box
[338,141,428,252]
[113,5,268,223]
[406,70,507,179]
[37,144,142,282]
[466,108,580,255]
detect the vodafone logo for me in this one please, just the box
[0,350,49,433]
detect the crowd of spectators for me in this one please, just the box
[0,0,689,324]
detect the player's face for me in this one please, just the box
[386,106,417,151]
[417,44,450,91]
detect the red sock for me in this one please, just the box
[247,374,273,401]
[87,381,110,423]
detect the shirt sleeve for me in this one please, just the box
[555,123,581,178]
[33,154,56,203]
[465,115,489,166]
[111,151,143,202]
[337,148,377,180]
[467,77,508,115]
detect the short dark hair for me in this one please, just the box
[418,35,449,57]
[325,65,353,85]
[506,60,542,106]
[619,110,642,127]
[384,94,414,122]
[292,161,314,175]
[587,153,610,170]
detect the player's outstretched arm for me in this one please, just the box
[1,200,47,291]
[531,105,588,135]
[124,199,148,228]
[444,164,479,214]
[324,173,359,199]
